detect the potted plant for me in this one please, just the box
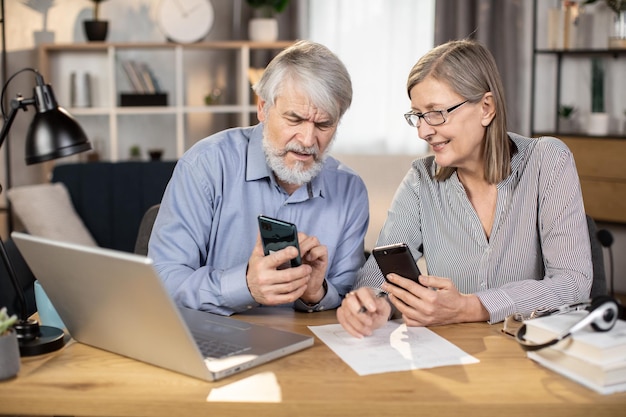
[587,58,610,136]
[246,0,290,42]
[558,105,577,133]
[129,145,141,160]
[0,307,20,381]
[83,0,109,42]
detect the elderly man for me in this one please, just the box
[149,40,369,316]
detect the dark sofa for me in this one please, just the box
[51,161,176,252]
[0,161,176,316]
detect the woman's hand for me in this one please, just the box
[382,274,489,326]
[336,287,391,338]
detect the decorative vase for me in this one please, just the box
[609,10,626,49]
[148,149,164,161]
[558,117,578,134]
[0,329,20,381]
[33,30,55,46]
[248,18,278,42]
[83,20,108,42]
[587,112,610,136]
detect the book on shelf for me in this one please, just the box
[136,62,157,94]
[142,65,162,93]
[523,311,626,394]
[121,60,145,93]
[121,60,161,94]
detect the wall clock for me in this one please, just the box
[157,0,214,44]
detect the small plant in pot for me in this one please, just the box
[246,0,290,42]
[83,0,109,42]
[0,307,20,380]
[558,105,578,133]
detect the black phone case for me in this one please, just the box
[372,243,423,285]
[258,215,302,267]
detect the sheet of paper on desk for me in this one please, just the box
[308,320,479,376]
[207,372,282,402]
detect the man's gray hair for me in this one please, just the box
[253,40,352,124]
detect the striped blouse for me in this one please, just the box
[356,133,592,323]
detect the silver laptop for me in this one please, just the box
[12,232,313,381]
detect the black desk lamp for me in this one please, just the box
[0,67,91,356]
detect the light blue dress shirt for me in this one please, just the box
[149,124,369,316]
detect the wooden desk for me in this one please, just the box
[0,308,624,417]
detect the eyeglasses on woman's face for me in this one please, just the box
[403,99,469,128]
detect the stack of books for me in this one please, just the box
[523,311,626,395]
[121,60,162,94]
[119,60,167,107]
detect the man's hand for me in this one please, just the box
[297,233,328,304]
[247,233,328,306]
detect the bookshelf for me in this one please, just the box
[37,41,294,162]
[530,0,626,224]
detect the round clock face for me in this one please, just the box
[157,0,214,44]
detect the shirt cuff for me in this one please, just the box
[220,263,259,312]
[475,289,516,324]
[294,280,335,313]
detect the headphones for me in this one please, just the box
[515,295,621,351]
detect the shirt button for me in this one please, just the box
[246,305,253,309]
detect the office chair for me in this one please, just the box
[587,215,611,298]
[134,204,160,256]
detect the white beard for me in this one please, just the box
[262,128,331,186]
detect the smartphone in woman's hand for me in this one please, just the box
[372,243,424,286]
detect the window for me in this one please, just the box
[306,0,435,155]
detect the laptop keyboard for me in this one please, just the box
[192,332,251,359]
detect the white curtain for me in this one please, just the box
[306,0,435,155]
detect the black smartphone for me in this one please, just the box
[258,215,302,268]
[372,243,424,286]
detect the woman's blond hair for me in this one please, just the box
[406,39,511,183]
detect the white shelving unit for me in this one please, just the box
[530,1,626,223]
[38,41,294,162]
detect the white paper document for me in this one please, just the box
[308,320,479,376]
[207,372,282,402]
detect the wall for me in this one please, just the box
[331,153,417,252]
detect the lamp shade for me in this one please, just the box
[24,83,91,165]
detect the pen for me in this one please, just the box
[358,291,387,314]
